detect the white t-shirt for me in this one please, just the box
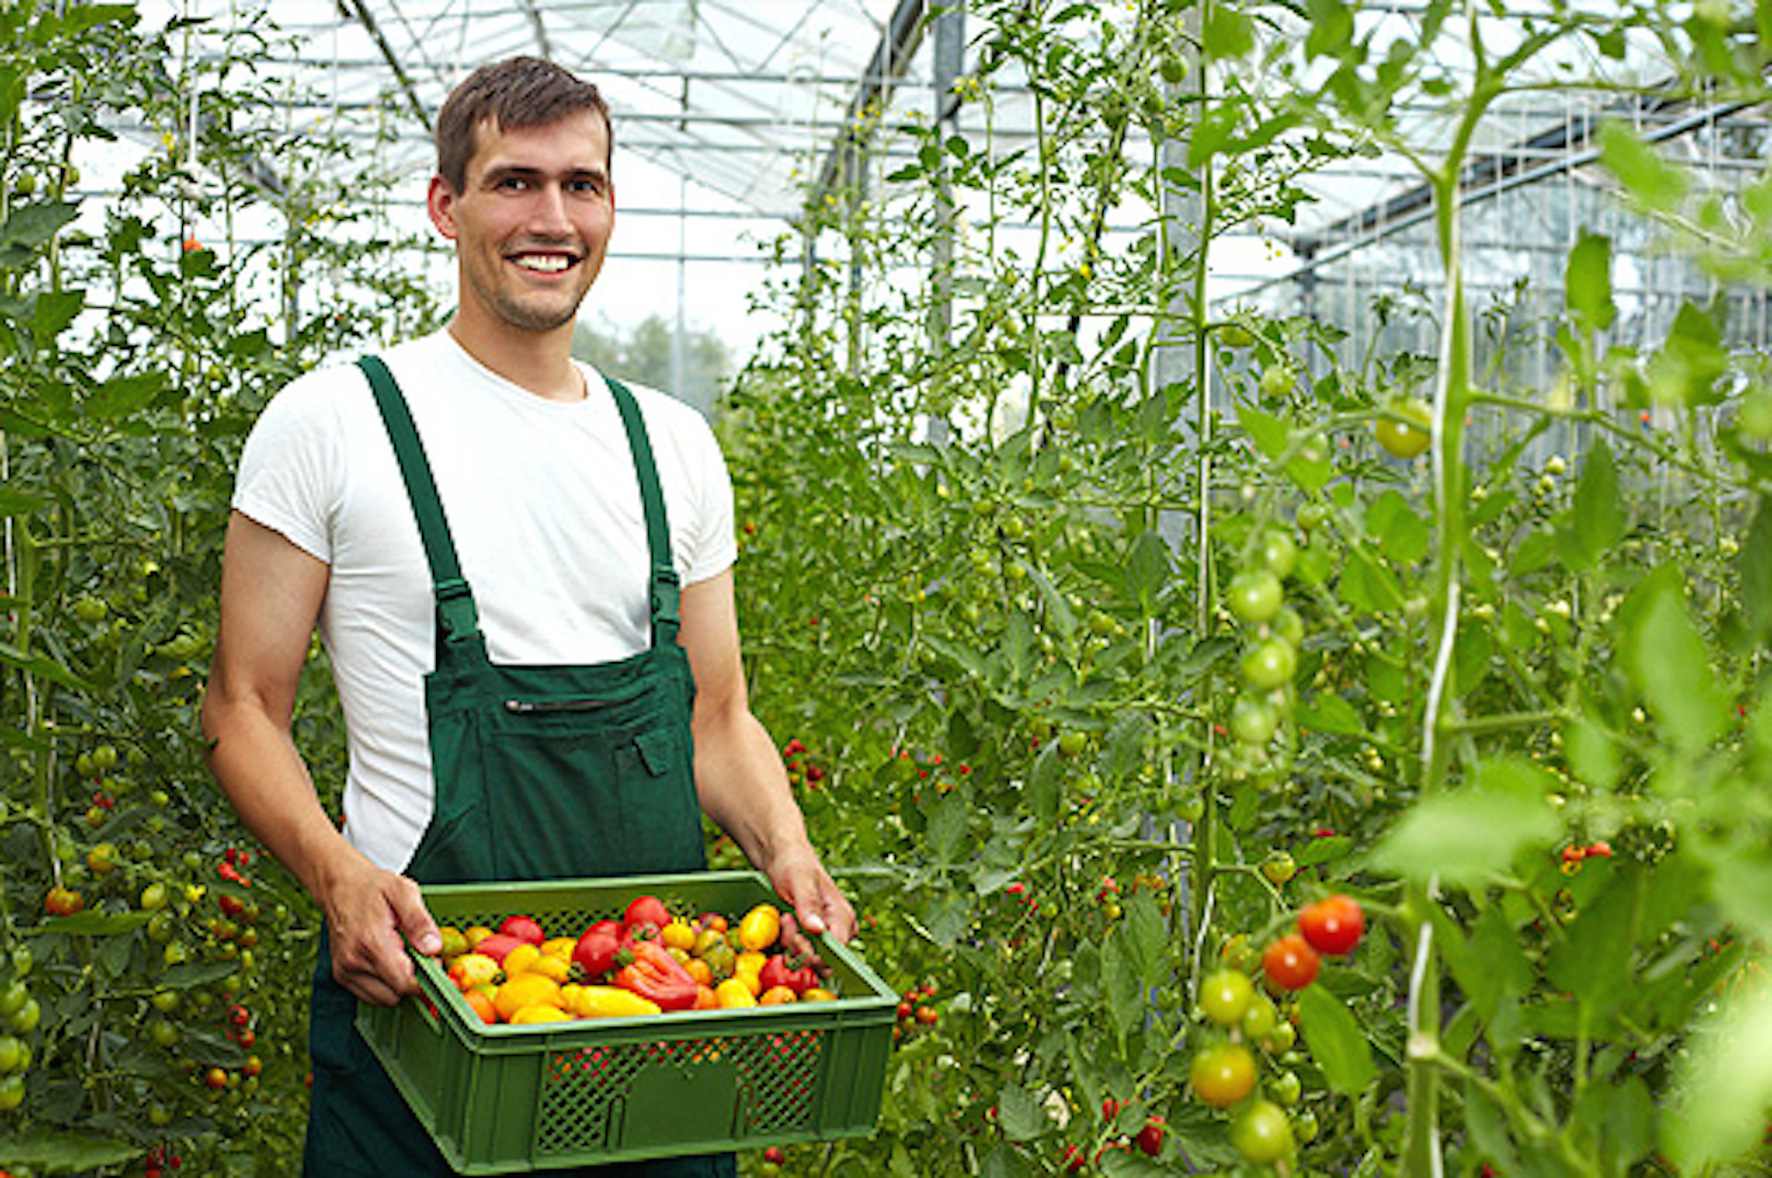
[231,329,737,871]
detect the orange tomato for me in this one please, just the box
[463,989,498,1025]
[759,985,797,1006]
[494,974,563,1022]
[693,985,719,1010]
[684,958,713,986]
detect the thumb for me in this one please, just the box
[391,880,441,956]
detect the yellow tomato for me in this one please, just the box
[571,986,663,1019]
[464,925,495,948]
[510,1004,571,1025]
[802,987,838,1002]
[493,974,563,1022]
[527,954,572,984]
[736,951,768,977]
[437,926,470,961]
[661,919,697,952]
[738,904,781,952]
[714,978,757,1009]
[447,953,500,992]
[502,943,542,978]
[759,985,797,1006]
[541,937,577,960]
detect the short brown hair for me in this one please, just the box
[435,57,612,192]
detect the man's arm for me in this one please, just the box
[678,568,857,942]
[202,511,439,1004]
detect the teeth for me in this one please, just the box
[514,255,570,273]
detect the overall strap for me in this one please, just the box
[604,375,680,648]
[356,356,482,647]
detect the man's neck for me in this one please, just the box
[446,313,584,403]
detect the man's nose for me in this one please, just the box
[528,182,572,235]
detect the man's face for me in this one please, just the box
[428,111,614,334]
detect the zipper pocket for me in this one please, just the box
[503,698,615,714]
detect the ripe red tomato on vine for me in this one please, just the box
[1297,895,1365,956]
[1262,934,1320,991]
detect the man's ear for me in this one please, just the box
[426,174,459,240]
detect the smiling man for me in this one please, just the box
[202,57,853,1177]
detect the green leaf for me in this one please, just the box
[1295,836,1352,868]
[1455,905,1533,1027]
[1741,497,1772,646]
[0,1131,141,1172]
[1452,623,1492,698]
[1338,549,1401,612]
[1664,987,1772,1170]
[0,485,49,517]
[1559,438,1623,572]
[924,633,988,682]
[1464,1079,1520,1169]
[1120,890,1166,987]
[160,960,241,991]
[1027,566,1077,641]
[1364,490,1430,565]
[980,1145,1031,1178]
[1028,741,1063,822]
[926,793,967,863]
[997,1082,1046,1142]
[1599,123,1689,213]
[33,910,151,936]
[1647,301,1728,407]
[1627,574,1730,752]
[0,201,79,252]
[1547,867,1639,1015]
[1296,983,1376,1095]
[1564,713,1620,791]
[1565,230,1616,332]
[1202,5,1254,59]
[1101,934,1144,1040]
[1103,711,1149,783]
[85,372,168,421]
[1125,530,1171,611]
[0,641,91,691]
[1368,758,1560,888]
[1303,0,1355,59]
[1296,693,1363,737]
[32,289,84,345]
[1187,102,1241,169]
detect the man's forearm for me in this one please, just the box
[202,696,364,908]
[692,705,810,869]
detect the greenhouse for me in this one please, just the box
[1,0,1769,1173]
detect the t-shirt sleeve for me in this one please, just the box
[677,412,737,587]
[231,375,344,564]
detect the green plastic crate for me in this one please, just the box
[354,870,895,1174]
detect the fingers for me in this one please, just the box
[767,847,858,947]
[325,872,432,1005]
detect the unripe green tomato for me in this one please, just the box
[1258,366,1292,399]
[1241,638,1297,690]
[13,170,37,196]
[1218,322,1253,348]
[1240,994,1279,1039]
[1295,502,1327,532]
[1272,606,1305,650]
[74,753,95,777]
[1229,696,1279,746]
[91,744,118,772]
[1262,1019,1297,1053]
[1176,793,1204,822]
[1293,1109,1319,1143]
[72,595,107,623]
[1260,851,1297,885]
[0,1035,23,1072]
[0,983,26,1019]
[1057,731,1088,757]
[163,942,188,967]
[0,1072,24,1112]
[1259,530,1297,580]
[10,949,30,979]
[1269,1069,1302,1106]
[1226,570,1283,624]
[142,883,170,911]
[150,989,180,1014]
[1375,399,1432,459]
[1230,1099,1294,1162]
[1198,969,1255,1027]
[8,998,40,1035]
[149,1103,172,1126]
[150,1019,179,1049]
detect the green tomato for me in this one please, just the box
[1241,638,1297,690]
[1259,530,1297,579]
[1375,399,1432,459]
[1218,322,1254,348]
[0,1072,24,1112]
[10,948,29,979]
[1229,696,1278,746]
[1269,1070,1302,1106]
[1295,502,1327,532]
[1057,731,1088,757]
[0,983,26,1019]
[8,998,40,1035]
[1226,570,1283,624]
[1259,365,1292,399]
[0,1035,23,1072]
[1198,969,1255,1027]
[1230,1099,1294,1162]
[1272,606,1305,650]
[1293,1109,1319,1143]
[72,595,108,623]
[1240,994,1279,1040]
[150,989,180,1014]
[1260,850,1297,885]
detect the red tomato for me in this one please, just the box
[498,914,545,945]
[1297,895,1365,956]
[624,895,672,930]
[1262,934,1320,991]
[470,933,524,964]
[572,921,626,979]
[1135,1116,1165,1157]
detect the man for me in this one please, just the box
[202,56,853,1176]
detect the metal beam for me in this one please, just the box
[336,0,434,133]
[810,0,928,204]
[519,0,554,58]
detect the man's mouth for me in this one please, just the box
[508,251,579,274]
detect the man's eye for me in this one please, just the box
[496,176,528,191]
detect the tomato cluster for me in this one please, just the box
[1187,896,1366,1163]
[1221,524,1304,788]
[892,980,939,1041]
[437,895,840,1027]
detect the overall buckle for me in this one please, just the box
[434,577,480,642]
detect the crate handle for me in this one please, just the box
[412,990,443,1035]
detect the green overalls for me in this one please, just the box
[301,356,736,1177]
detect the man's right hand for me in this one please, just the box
[320,858,442,1006]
